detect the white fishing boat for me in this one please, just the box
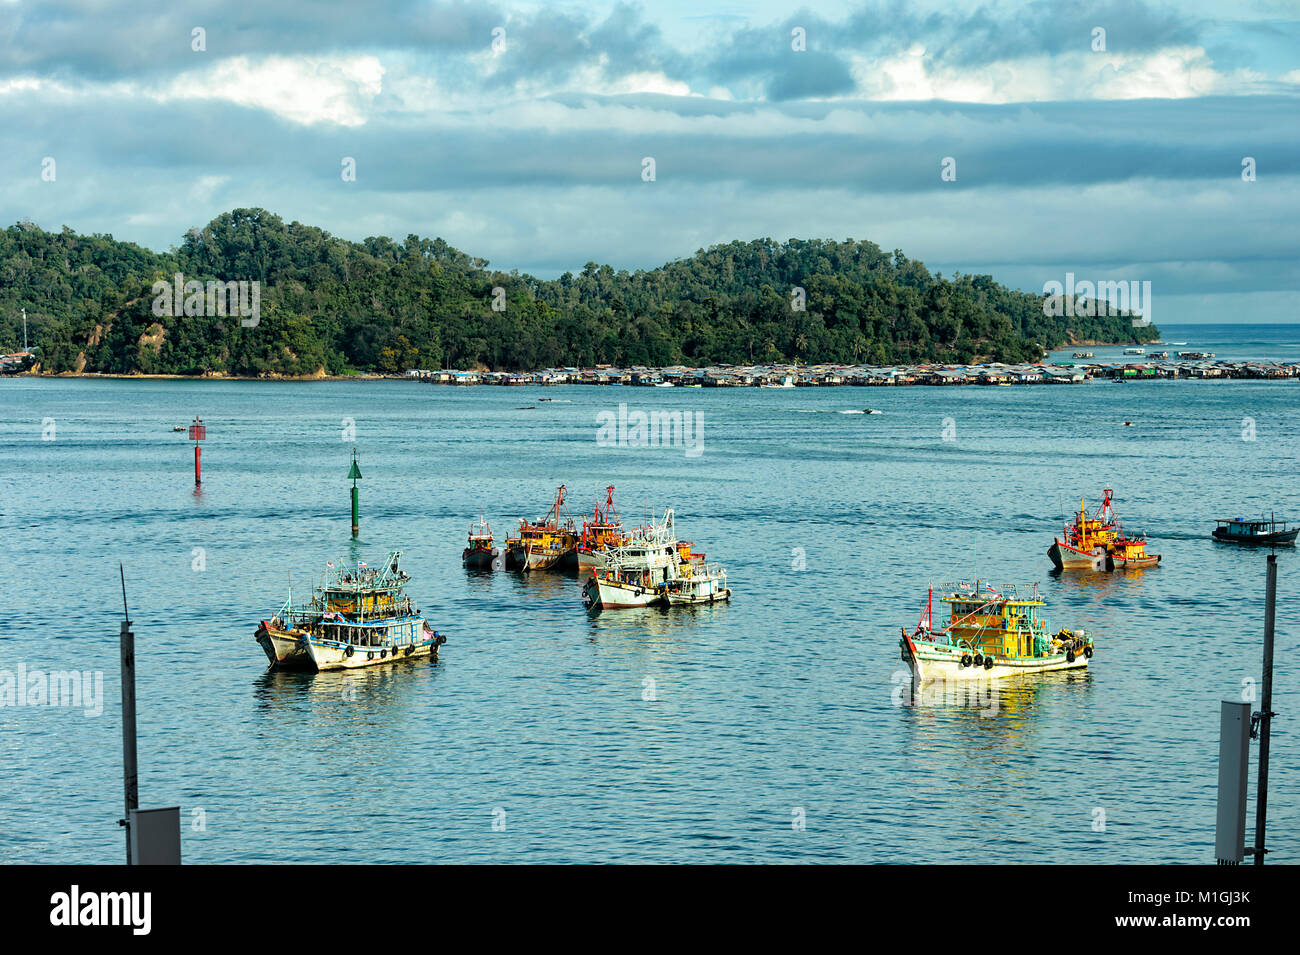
[583,510,732,610]
[663,560,730,605]
[255,552,446,671]
[582,512,682,609]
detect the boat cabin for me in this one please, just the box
[938,583,1052,659]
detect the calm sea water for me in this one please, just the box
[3,327,1298,863]
[1048,322,1300,364]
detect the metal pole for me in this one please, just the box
[351,483,359,538]
[194,444,202,486]
[119,565,138,864]
[1253,553,1276,864]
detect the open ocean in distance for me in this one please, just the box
[1,323,1296,863]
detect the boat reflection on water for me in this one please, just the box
[502,566,580,602]
[586,598,730,643]
[1050,566,1154,605]
[252,652,445,715]
[891,665,1095,752]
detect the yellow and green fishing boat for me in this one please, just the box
[504,484,578,572]
[899,580,1093,683]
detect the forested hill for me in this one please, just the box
[0,209,1157,376]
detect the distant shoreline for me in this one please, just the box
[6,358,1297,386]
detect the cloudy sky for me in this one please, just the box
[2,0,1297,321]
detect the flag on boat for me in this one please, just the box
[357,562,367,568]
[326,561,334,568]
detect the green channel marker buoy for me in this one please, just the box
[348,448,362,538]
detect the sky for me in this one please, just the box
[2,0,1298,322]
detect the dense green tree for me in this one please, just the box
[1,211,1157,375]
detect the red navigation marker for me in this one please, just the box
[187,417,206,485]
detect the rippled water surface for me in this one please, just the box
[3,347,1297,862]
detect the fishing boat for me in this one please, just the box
[504,485,578,571]
[462,516,499,568]
[254,552,446,671]
[1178,351,1215,359]
[1072,351,1094,359]
[582,511,681,608]
[1124,347,1145,355]
[1149,351,1169,359]
[583,511,731,609]
[899,581,1093,683]
[1049,488,1160,570]
[662,557,731,605]
[576,486,627,573]
[1212,516,1299,547]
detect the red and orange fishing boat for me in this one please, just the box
[1048,488,1160,571]
[577,486,629,573]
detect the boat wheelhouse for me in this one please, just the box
[899,581,1093,683]
[462,516,499,568]
[504,485,579,572]
[255,552,445,671]
[1212,516,1299,547]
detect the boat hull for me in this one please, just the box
[583,575,660,609]
[462,546,499,568]
[901,633,1089,684]
[576,547,609,574]
[255,622,444,672]
[665,587,731,606]
[1212,528,1299,546]
[1048,540,1106,570]
[1108,552,1161,569]
[523,545,578,572]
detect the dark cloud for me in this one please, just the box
[1,0,1219,93]
[0,1,499,80]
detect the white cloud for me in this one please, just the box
[852,46,1265,103]
[164,55,386,126]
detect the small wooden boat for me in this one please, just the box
[462,516,499,568]
[254,552,446,671]
[1213,516,1299,547]
[899,581,1093,683]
